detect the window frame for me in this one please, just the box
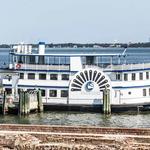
[39,73,46,80]
[61,74,69,80]
[28,73,35,79]
[49,90,57,97]
[20,73,24,79]
[143,89,146,96]
[139,73,143,80]
[146,72,149,80]
[50,74,58,80]
[124,73,128,81]
[61,90,68,97]
[131,73,136,81]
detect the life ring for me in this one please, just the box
[16,64,21,69]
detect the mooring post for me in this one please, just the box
[2,91,7,115]
[37,89,43,112]
[19,90,24,115]
[103,88,111,114]
[24,92,30,115]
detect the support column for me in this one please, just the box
[2,91,7,115]
[37,90,43,112]
[103,88,111,114]
[19,90,30,115]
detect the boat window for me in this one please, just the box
[132,73,136,80]
[39,73,46,80]
[38,56,45,64]
[41,89,46,97]
[28,73,35,79]
[146,72,149,80]
[49,90,57,97]
[61,74,69,80]
[48,56,70,65]
[139,73,143,80]
[5,88,12,95]
[20,73,24,79]
[116,73,121,80]
[50,74,58,80]
[149,88,150,96]
[124,73,128,81]
[143,89,146,96]
[61,90,68,97]
[18,56,25,63]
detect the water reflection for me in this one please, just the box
[0,111,150,128]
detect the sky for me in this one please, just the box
[0,0,150,44]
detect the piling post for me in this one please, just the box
[2,91,7,115]
[37,89,43,112]
[103,88,111,114]
[24,92,30,115]
[19,90,24,115]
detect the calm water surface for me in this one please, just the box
[0,111,150,128]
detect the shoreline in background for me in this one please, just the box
[1,42,150,48]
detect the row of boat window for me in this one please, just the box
[20,73,69,80]
[41,89,68,97]
[14,56,70,65]
[116,72,149,81]
[127,89,150,96]
[5,88,68,98]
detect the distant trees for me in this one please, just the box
[1,42,150,48]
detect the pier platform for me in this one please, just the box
[0,124,150,149]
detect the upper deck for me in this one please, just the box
[1,44,150,72]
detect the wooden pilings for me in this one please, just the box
[37,90,43,112]
[2,91,7,115]
[19,90,30,115]
[103,88,111,114]
[18,89,43,115]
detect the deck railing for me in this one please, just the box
[83,63,150,71]
[16,64,70,71]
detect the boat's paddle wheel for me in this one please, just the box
[69,68,111,104]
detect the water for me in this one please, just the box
[0,111,150,128]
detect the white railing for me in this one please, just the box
[16,64,70,70]
[83,63,150,71]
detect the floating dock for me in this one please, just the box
[0,124,150,149]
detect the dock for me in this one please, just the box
[0,124,150,149]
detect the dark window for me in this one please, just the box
[50,74,58,80]
[41,89,46,97]
[62,74,69,80]
[116,73,121,80]
[61,90,68,97]
[139,73,143,80]
[39,74,46,80]
[28,73,35,79]
[5,88,12,95]
[124,73,128,81]
[29,56,35,64]
[143,89,146,96]
[49,90,57,97]
[20,73,24,79]
[132,73,136,80]
[146,72,149,80]
[149,88,150,96]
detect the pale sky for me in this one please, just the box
[0,0,150,43]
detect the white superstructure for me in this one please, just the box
[2,43,150,110]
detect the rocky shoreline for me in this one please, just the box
[0,125,149,149]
